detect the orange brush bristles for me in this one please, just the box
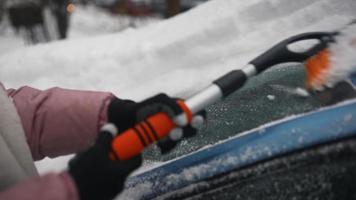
[305,49,331,89]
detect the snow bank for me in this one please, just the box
[1,0,355,101]
[68,5,161,38]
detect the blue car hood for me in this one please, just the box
[123,98,356,200]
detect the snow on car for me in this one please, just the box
[1,0,356,199]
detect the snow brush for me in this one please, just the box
[110,32,335,160]
[305,23,356,90]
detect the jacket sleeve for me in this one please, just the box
[0,172,79,200]
[7,86,114,161]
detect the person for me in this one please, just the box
[49,0,70,39]
[0,1,4,23]
[6,0,49,43]
[0,82,202,200]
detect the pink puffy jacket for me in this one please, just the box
[0,85,114,200]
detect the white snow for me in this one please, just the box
[271,85,311,97]
[0,19,24,55]
[267,95,275,100]
[294,87,310,97]
[327,24,356,87]
[68,5,161,38]
[0,0,356,192]
[34,154,74,173]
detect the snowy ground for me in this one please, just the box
[0,4,163,174]
[68,5,162,38]
[1,0,356,185]
[0,24,24,55]
[0,5,161,54]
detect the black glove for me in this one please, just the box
[108,93,186,132]
[68,127,142,200]
[107,93,206,153]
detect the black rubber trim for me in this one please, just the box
[132,127,147,147]
[139,123,153,144]
[249,32,336,73]
[145,120,159,141]
[213,70,247,97]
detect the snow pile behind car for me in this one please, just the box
[0,0,355,102]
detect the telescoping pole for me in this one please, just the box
[111,32,335,160]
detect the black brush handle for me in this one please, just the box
[250,32,337,73]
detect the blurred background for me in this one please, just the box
[0,0,209,45]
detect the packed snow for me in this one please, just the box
[1,0,355,100]
[1,0,356,198]
[68,5,161,38]
[267,95,275,100]
[270,85,311,97]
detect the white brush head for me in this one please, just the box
[326,24,356,87]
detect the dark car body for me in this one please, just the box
[123,65,356,200]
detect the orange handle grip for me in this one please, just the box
[111,101,192,160]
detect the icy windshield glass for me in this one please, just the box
[143,64,356,161]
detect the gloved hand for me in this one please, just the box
[108,93,206,153]
[68,124,142,200]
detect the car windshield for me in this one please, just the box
[143,64,356,161]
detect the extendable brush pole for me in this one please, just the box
[111,32,335,160]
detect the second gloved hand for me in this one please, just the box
[68,124,142,200]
